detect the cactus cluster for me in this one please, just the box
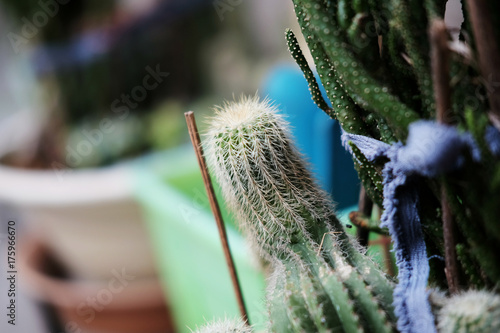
[194,0,500,332]
[285,1,500,332]
[285,0,500,291]
[204,96,395,332]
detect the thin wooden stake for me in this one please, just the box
[430,20,460,294]
[369,237,395,277]
[348,211,389,236]
[431,20,452,124]
[185,111,249,324]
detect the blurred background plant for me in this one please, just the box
[0,0,297,169]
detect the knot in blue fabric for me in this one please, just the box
[342,120,500,333]
[395,121,480,177]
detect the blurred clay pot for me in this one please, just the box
[0,164,158,281]
[19,236,176,333]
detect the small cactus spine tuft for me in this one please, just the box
[192,318,252,333]
[437,290,500,333]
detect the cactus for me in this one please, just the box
[193,318,252,333]
[280,0,500,332]
[437,290,500,333]
[204,96,396,332]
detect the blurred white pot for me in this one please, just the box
[19,236,175,333]
[0,163,158,281]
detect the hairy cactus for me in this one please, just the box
[437,290,500,333]
[204,96,395,332]
[193,318,252,333]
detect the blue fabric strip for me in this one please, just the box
[341,121,500,333]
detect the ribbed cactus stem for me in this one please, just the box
[295,244,364,332]
[287,24,372,137]
[389,0,435,118]
[267,254,362,333]
[285,29,331,114]
[349,141,384,206]
[287,9,397,142]
[295,241,395,332]
[267,262,294,332]
[292,0,420,140]
[455,243,484,288]
[283,261,318,332]
[297,259,342,332]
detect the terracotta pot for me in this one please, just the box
[19,236,176,333]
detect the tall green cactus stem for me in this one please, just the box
[282,260,318,332]
[285,29,331,114]
[289,11,388,140]
[389,0,435,118]
[286,24,396,143]
[267,244,392,332]
[292,0,420,140]
[443,178,500,284]
[370,114,398,143]
[205,96,396,332]
[455,243,484,289]
[437,290,500,333]
[349,141,384,206]
[286,29,380,138]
